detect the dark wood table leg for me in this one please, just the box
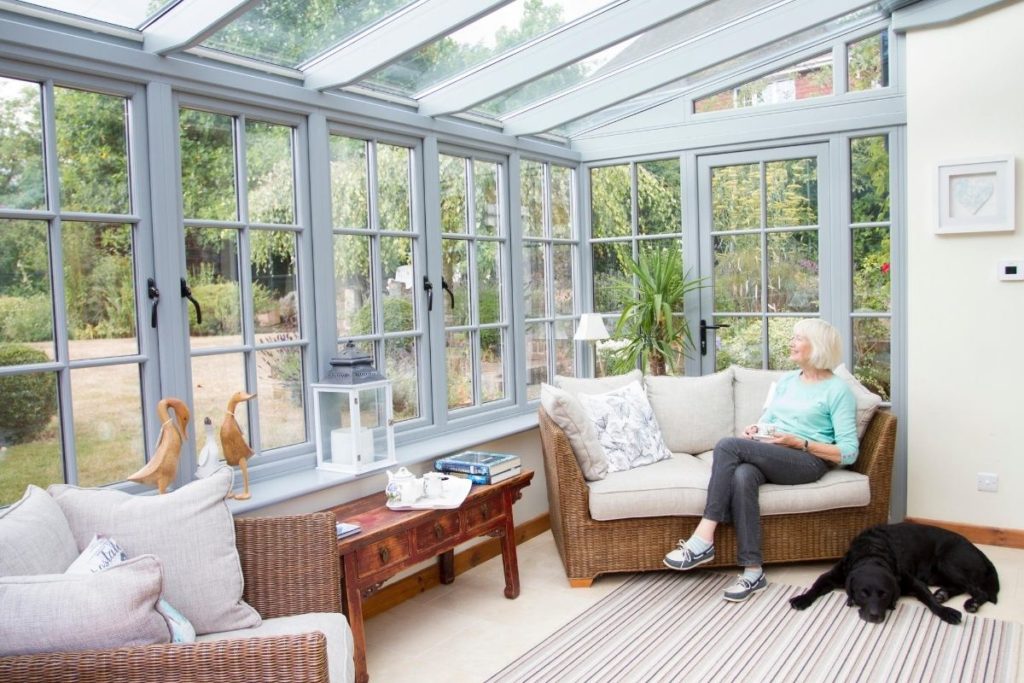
[438,549,455,584]
[342,553,369,683]
[499,503,520,599]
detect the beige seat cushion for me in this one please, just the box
[645,368,734,454]
[731,365,788,436]
[198,612,354,683]
[587,454,711,521]
[0,485,79,577]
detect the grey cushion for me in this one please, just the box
[645,368,734,454]
[0,485,79,577]
[834,364,884,438]
[540,383,608,481]
[49,467,260,636]
[554,369,642,396]
[0,554,170,656]
[731,365,789,435]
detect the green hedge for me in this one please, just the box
[0,345,58,445]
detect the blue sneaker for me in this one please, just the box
[663,541,715,571]
[723,573,767,602]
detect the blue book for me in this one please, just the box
[434,451,521,476]
[444,466,522,486]
[336,522,362,539]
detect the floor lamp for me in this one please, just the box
[574,313,610,377]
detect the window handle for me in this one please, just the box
[180,278,202,325]
[424,276,434,312]
[147,278,160,329]
[699,319,730,356]
[441,277,455,308]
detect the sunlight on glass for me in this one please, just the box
[0,76,44,210]
[256,346,305,450]
[246,120,295,224]
[0,369,61,506]
[56,87,130,215]
[0,220,54,361]
[330,135,368,229]
[185,227,242,346]
[71,363,144,487]
[180,109,237,221]
[334,233,371,338]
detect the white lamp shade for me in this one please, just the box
[574,313,610,341]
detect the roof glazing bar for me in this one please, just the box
[143,0,259,55]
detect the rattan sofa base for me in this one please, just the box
[540,408,897,586]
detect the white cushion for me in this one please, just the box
[576,381,672,473]
[587,454,711,520]
[198,612,355,683]
[540,383,608,481]
[554,369,642,396]
[834,364,884,438]
[0,485,79,577]
[645,368,734,454]
[0,555,170,656]
[49,467,260,636]
[731,366,789,435]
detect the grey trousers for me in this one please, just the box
[704,437,830,567]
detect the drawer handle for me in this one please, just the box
[379,547,390,564]
[434,523,444,540]
[482,503,490,519]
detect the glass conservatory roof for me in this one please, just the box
[0,0,909,140]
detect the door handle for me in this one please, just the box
[424,276,434,312]
[441,277,455,308]
[147,278,160,328]
[180,278,202,325]
[699,319,730,356]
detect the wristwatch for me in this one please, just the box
[802,439,809,452]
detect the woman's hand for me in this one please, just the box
[760,430,804,449]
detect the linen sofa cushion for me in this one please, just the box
[732,366,789,435]
[197,612,355,683]
[0,554,170,656]
[645,368,734,454]
[0,485,79,577]
[554,369,642,396]
[48,467,260,636]
[834,364,884,438]
[576,381,671,472]
[540,383,608,481]
[587,453,711,520]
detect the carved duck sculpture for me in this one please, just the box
[221,391,256,500]
[127,398,190,494]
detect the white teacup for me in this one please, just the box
[423,472,446,499]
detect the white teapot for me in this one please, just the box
[385,467,422,505]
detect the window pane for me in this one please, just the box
[71,364,144,488]
[481,328,505,403]
[712,164,760,230]
[695,52,833,113]
[637,159,681,235]
[256,346,305,450]
[385,337,419,422]
[853,227,891,312]
[523,242,546,319]
[446,331,471,410]
[592,241,631,313]
[848,32,888,92]
[477,241,502,325]
[55,88,130,215]
[551,165,573,239]
[62,222,138,360]
[525,321,547,401]
[442,238,470,326]
[590,165,630,238]
[251,230,299,340]
[851,136,890,223]
[714,234,761,312]
[192,353,250,444]
[767,231,818,313]
[180,109,237,221]
[853,317,890,401]
[714,316,762,371]
[185,228,242,347]
[246,120,294,224]
[330,136,368,229]
[440,155,467,234]
[767,317,799,370]
[554,319,575,376]
[378,144,411,232]
[552,244,574,316]
[474,161,499,237]
[0,220,54,360]
[334,234,371,338]
[0,370,61,505]
[766,158,817,228]
[0,76,45,210]
[381,236,415,333]
[521,160,543,238]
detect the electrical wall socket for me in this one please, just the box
[977,472,999,493]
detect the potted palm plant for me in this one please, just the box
[606,248,706,376]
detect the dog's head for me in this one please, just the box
[845,564,899,623]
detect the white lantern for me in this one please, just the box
[312,342,396,473]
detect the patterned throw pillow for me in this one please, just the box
[576,381,672,472]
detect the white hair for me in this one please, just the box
[793,318,842,370]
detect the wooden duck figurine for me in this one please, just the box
[127,398,190,494]
[221,391,256,500]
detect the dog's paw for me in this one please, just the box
[789,593,815,610]
[938,606,962,625]
[964,598,981,613]
[933,588,951,604]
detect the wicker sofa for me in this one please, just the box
[0,511,350,683]
[539,367,897,587]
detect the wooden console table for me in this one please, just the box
[326,469,533,683]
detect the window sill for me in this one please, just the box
[226,410,539,515]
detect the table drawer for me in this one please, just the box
[413,512,461,553]
[464,496,502,533]
[355,536,410,577]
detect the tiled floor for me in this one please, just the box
[364,531,1024,682]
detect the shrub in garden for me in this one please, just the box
[0,344,58,445]
[0,294,53,343]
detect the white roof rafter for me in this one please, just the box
[501,0,880,136]
[143,0,259,55]
[416,0,714,117]
[302,0,515,92]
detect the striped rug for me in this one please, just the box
[487,572,1021,683]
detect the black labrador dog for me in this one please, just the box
[789,522,999,624]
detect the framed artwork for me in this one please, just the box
[936,156,1015,234]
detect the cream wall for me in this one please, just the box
[905,1,1024,529]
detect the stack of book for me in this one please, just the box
[336,521,362,539]
[434,451,522,485]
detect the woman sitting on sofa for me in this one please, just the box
[663,318,858,602]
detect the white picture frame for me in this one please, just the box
[936,156,1015,234]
